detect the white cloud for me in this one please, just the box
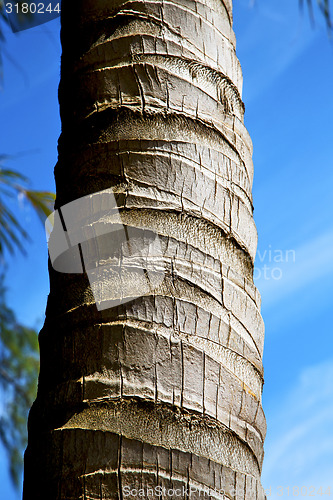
[262,359,333,497]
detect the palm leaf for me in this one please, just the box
[18,189,55,223]
[299,0,332,29]
[0,202,28,254]
[0,164,55,258]
[318,0,333,27]
[0,275,39,487]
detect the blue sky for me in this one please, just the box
[1,0,333,498]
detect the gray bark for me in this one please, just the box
[23,0,266,498]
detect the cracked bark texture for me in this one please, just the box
[23,0,266,498]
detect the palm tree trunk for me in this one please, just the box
[23,0,266,498]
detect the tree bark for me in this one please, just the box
[23,0,266,498]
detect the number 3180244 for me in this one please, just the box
[5,3,61,14]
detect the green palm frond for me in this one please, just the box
[19,189,55,223]
[299,0,332,29]
[0,163,55,259]
[0,1,10,38]
[0,275,39,487]
[317,0,333,28]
